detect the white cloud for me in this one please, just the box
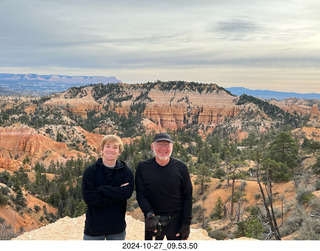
[0,0,319,92]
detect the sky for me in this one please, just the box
[0,0,320,93]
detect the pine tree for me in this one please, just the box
[268,131,299,168]
[194,164,211,195]
[212,197,224,220]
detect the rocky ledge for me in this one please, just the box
[14,214,212,240]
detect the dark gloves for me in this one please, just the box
[177,224,190,240]
[145,215,160,232]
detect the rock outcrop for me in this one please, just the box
[42,83,240,132]
[310,104,320,118]
[0,156,23,172]
[0,123,85,166]
[44,95,101,118]
[292,126,320,142]
[14,214,212,240]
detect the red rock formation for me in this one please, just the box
[114,107,128,117]
[43,94,101,118]
[292,126,320,142]
[0,123,85,167]
[198,106,241,126]
[74,126,104,152]
[310,104,319,118]
[143,104,186,130]
[0,186,57,233]
[42,84,240,132]
[270,99,317,117]
[24,104,37,115]
[0,156,22,172]
[138,88,238,131]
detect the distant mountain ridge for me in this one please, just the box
[0,73,319,100]
[226,87,320,100]
[0,73,120,96]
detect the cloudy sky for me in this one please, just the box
[1,0,319,93]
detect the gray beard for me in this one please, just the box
[153,149,172,161]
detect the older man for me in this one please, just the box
[135,133,193,240]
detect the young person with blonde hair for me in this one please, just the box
[82,135,134,240]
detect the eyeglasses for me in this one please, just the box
[154,142,172,148]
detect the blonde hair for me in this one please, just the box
[101,135,124,153]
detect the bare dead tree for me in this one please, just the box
[265,169,281,239]
[256,155,282,240]
[279,194,286,227]
[227,161,245,222]
[236,194,248,222]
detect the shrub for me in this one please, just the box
[254,193,261,201]
[0,193,9,205]
[34,205,41,213]
[244,220,263,239]
[207,229,228,240]
[238,181,247,191]
[15,205,23,211]
[191,204,206,224]
[296,185,315,205]
[0,219,18,240]
[280,206,305,237]
[309,197,320,216]
[1,186,10,196]
[295,217,320,240]
[235,211,263,239]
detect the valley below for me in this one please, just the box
[1,81,320,240]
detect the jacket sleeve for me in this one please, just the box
[181,164,193,225]
[135,163,154,216]
[96,167,134,200]
[82,167,118,207]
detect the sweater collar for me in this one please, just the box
[97,158,126,171]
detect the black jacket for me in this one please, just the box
[82,158,134,236]
[135,157,192,225]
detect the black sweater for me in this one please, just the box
[135,157,192,225]
[82,158,134,236]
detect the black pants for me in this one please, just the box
[145,215,182,240]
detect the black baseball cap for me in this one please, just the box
[153,133,173,143]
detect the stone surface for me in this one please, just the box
[14,214,213,240]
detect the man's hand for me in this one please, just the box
[176,224,190,240]
[145,215,160,233]
[120,183,129,187]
